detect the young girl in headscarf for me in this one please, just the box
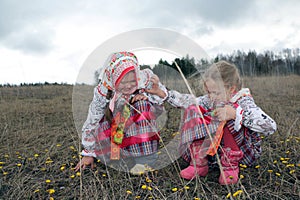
[75,51,167,174]
[148,60,277,185]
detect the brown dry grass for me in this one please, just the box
[0,75,299,199]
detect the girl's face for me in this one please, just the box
[116,71,137,95]
[205,79,235,105]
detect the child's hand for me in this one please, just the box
[74,156,95,172]
[131,93,148,103]
[145,74,159,92]
[215,105,236,121]
[145,75,167,98]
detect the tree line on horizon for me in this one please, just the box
[143,48,300,78]
[2,48,300,87]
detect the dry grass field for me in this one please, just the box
[0,75,299,199]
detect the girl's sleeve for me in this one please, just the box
[235,96,277,136]
[145,82,169,105]
[81,85,108,157]
[166,90,210,109]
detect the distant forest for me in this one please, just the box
[145,48,300,78]
[2,48,300,87]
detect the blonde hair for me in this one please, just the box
[203,60,242,91]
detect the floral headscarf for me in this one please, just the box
[98,51,153,111]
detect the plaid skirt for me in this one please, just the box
[180,105,262,166]
[93,100,162,161]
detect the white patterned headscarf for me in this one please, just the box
[98,51,153,111]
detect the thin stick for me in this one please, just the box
[174,61,234,199]
[173,61,214,146]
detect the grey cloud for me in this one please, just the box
[130,0,256,36]
[0,0,80,54]
[1,0,295,54]
[3,28,55,54]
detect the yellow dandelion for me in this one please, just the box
[97,159,101,163]
[229,175,233,179]
[33,189,40,193]
[147,186,152,191]
[15,151,20,155]
[285,150,290,154]
[45,160,53,164]
[17,156,22,159]
[145,177,152,183]
[255,165,260,169]
[267,169,273,173]
[148,196,153,199]
[286,139,290,142]
[72,155,76,159]
[240,174,244,179]
[135,196,141,199]
[45,149,49,152]
[49,197,54,200]
[102,174,106,177]
[226,193,231,198]
[76,172,81,176]
[172,188,178,192]
[184,186,190,190]
[69,146,76,150]
[239,164,247,168]
[141,185,147,190]
[70,175,75,179]
[3,172,8,175]
[0,166,2,169]
[275,172,281,177]
[157,151,161,155]
[28,158,32,161]
[0,161,5,165]
[16,163,22,167]
[40,167,46,171]
[261,136,264,139]
[60,166,65,171]
[282,161,288,164]
[126,190,132,194]
[194,198,200,200]
[56,144,62,147]
[34,154,39,158]
[280,157,285,161]
[4,154,9,158]
[45,179,51,183]
[233,190,243,197]
[273,160,278,164]
[47,189,55,194]
[289,170,295,174]
[286,164,294,168]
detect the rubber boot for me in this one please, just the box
[219,147,244,185]
[180,140,209,180]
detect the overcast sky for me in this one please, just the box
[1,0,299,84]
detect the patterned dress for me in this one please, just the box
[81,52,167,162]
[166,88,277,166]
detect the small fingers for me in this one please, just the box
[131,94,148,103]
[150,75,159,83]
[74,163,82,172]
